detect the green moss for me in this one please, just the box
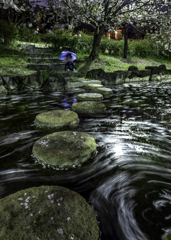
[77,93,103,101]
[34,110,79,129]
[72,101,106,113]
[85,84,103,89]
[90,87,113,95]
[0,185,100,240]
[33,131,97,169]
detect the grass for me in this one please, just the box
[1,40,171,76]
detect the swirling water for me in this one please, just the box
[1,82,171,240]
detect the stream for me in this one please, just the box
[0,82,171,240]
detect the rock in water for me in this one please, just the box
[34,110,79,129]
[72,101,106,114]
[32,131,97,169]
[77,93,103,101]
[0,185,100,240]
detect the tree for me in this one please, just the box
[34,0,171,60]
[2,0,171,60]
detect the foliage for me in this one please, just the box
[44,30,93,54]
[18,27,41,43]
[144,27,171,60]
[0,20,19,45]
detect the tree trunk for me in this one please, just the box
[124,23,129,59]
[89,25,105,60]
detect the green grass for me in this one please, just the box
[1,40,171,76]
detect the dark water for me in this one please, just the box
[1,82,171,240]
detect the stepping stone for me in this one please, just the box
[85,84,103,90]
[66,80,102,89]
[91,87,113,95]
[0,185,99,240]
[77,93,103,101]
[33,131,97,169]
[34,110,79,129]
[72,101,106,114]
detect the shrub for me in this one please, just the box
[18,27,41,43]
[0,20,18,45]
[43,29,93,54]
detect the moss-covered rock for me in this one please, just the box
[0,185,100,240]
[85,84,103,90]
[72,101,106,114]
[34,110,79,129]
[77,93,103,101]
[33,131,97,169]
[90,87,113,96]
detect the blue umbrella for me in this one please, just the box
[59,51,77,61]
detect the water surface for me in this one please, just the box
[1,83,171,240]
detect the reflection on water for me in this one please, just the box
[1,83,171,240]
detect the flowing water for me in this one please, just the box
[1,82,171,240]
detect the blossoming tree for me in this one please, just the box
[1,0,171,60]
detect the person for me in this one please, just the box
[64,53,76,72]
[61,93,77,108]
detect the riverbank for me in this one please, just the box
[1,42,171,76]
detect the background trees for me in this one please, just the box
[1,0,171,60]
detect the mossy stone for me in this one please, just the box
[77,93,103,101]
[72,101,106,113]
[91,87,113,95]
[85,84,103,90]
[0,185,100,240]
[34,110,79,129]
[33,131,97,169]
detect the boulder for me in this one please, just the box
[34,110,79,129]
[101,71,131,84]
[21,74,44,90]
[2,76,18,91]
[145,66,159,74]
[33,131,97,169]
[86,68,105,78]
[158,64,168,75]
[128,66,138,71]
[0,185,100,240]
[72,101,106,114]
[77,93,103,101]
[129,69,151,79]
[42,76,66,91]
[0,85,8,93]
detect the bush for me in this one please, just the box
[43,29,93,54]
[0,20,18,45]
[128,39,154,58]
[18,27,41,43]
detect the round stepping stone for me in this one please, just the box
[0,185,100,240]
[72,101,106,114]
[91,87,113,95]
[85,84,103,90]
[77,93,103,101]
[33,131,97,169]
[34,110,79,129]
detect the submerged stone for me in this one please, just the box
[0,185,100,240]
[34,110,79,129]
[91,87,113,96]
[72,101,106,113]
[33,131,97,169]
[85,84,103,90]
[77,93,103,101]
